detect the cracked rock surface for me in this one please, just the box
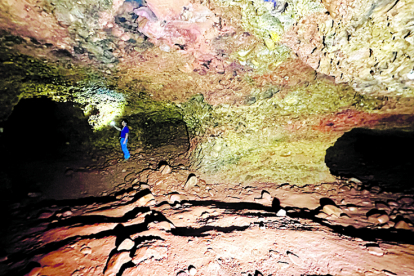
[2,160,414,276]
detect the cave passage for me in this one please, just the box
[0,97,94,202]
[325,128,414,191]
[0,97,92,161]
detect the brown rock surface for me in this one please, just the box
[2,170,414,276]
[104,251,132,276]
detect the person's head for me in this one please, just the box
[122,119,128,126]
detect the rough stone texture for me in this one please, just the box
[3,169,414,276]
[0,0,414,187]
[118,238,135,251]
[104,251,132,276]
[1,2,414,275]
[322,205,342,217]
[368,213,390,224]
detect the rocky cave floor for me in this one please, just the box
[1,146,414,276]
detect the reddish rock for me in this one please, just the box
[322,205,342,217]
[118,238,135,251]
[375,201,390,212]
[368,213,390,224]
[132,246,150,265]
[160,164,172,174]
[395,220,412,230]
[104,251,132,276]
[398,197,414,205]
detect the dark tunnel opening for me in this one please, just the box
[325,128,414,191]
[0,97,92,161]
[0,97,93,201]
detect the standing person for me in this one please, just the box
[113,119,130,161]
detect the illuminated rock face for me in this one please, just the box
[1,3,414,273]
[0,0,413,185]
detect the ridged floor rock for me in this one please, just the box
[104,251,132,276]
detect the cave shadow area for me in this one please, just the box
[0,97,94,203]
[325,128,414,192]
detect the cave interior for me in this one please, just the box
[1,0,414,275]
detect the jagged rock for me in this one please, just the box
[276,209,286,217]
[201,211,210,219]
[118,238,135,251]
[132,243,169,263]
[395,220,412,230]
[387,200,399,207]
[147,221,174,231]
[316,212,329,219]
[83,192,155,217]
[184,175,198,190]
[367,213,389,224]
[388,221,395,228]
[366,244,383,256]
[170,193,181,203]
[254,190,272,205]
[322,205,342,217]
[141,184,151,190]
[137,193,156,206]
[117,183,126,189]
[346,205,358,212]
[261,190,272,202]
[375,201,390,212]
[104,251,132,276]
[132,246,150,265]
[160,164,172,174]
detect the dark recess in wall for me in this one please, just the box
[0,97,93,202]
[325,128,414,191]
[0,97,92,161]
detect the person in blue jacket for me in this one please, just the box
[113,119,130,161]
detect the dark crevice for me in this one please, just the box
[178,200,414,244]
[172,225,250,237]
[0,97,94,204]
[325,128,414,191]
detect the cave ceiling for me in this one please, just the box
[1,0,413,107]
[1,0,414,185]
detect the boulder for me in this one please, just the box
[322,205,342,217]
